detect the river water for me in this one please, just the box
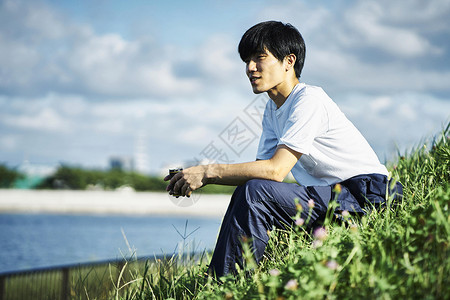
[0,213,223,273]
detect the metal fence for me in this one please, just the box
[0,255,165,300]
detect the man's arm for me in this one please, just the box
[165,145,302,197]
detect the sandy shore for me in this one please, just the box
[0,189,231,217]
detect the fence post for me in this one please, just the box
[0,275,4,300]
[61,268,69,300]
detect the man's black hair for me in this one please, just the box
[238,21,306,78]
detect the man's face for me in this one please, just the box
[245,49,287,94]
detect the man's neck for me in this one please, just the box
[267,78,300,109]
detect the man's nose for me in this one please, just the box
[246,60,257,73]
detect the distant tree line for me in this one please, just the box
[36,165,168,191]
[0,164,236,193]
[0,164,24,188]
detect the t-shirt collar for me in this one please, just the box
[272,83,305,113]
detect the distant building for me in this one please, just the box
[109,156,135,171]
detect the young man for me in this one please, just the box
[165,21,402,277]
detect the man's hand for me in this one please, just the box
[164,165,208,197]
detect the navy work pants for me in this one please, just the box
[207,174,402,277]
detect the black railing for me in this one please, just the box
[0,254,175,300]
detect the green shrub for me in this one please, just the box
[0,164,24,188]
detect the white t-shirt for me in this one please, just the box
[256,83,388,186]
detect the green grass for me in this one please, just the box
[110,122,449,300]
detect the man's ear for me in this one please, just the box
[284,54,296,71]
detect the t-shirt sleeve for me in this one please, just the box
[256,112,278,160]
[279,93,328,155]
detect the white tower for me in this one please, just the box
[134,131,150,174]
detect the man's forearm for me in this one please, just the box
[204,160,286,186]
[166,145,301,197]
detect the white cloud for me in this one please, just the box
[0,34,40,87]
[21,1,68,40]
[0,135,18,151]
[339,92,450,160]
[2,106,69,132]
[197,35,241,81]
[57,95,89,116]
[0,1,207,98]
[369,97,392,113]
[344,1,442,57]
[175,125,216,147]
[397,103,417,121]
[374,0,450,32]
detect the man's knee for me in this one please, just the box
[242,179,278,203]
[244,179,269,191]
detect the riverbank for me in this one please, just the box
[0,189,230,217]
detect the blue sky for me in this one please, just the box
[1,0,449,175]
